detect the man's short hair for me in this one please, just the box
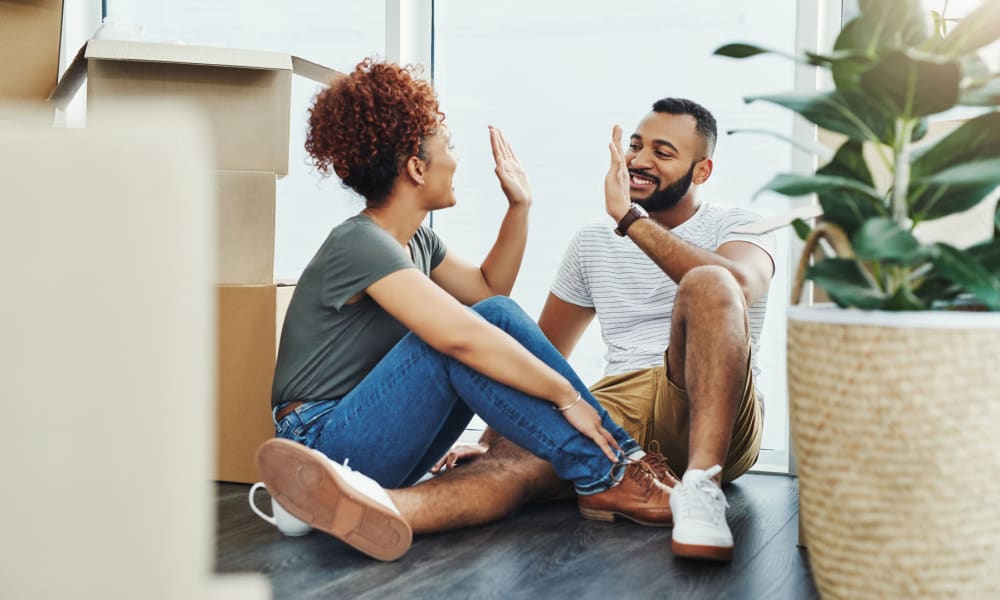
[651,98,717,157]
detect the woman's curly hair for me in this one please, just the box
[305,57,445,206]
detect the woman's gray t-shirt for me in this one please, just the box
[271,215,446,406]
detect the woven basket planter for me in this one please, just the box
[788,306,1000,599]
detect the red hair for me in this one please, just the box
[305,57,445,205]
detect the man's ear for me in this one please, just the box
[694,158,713,185]
[405,156,426,185]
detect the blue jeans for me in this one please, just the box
[274,296,639,494]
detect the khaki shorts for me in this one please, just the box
[591,349,763,483]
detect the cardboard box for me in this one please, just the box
[51,39,343,175]
[0,0,64,103]
[216,170,275,285]
[216,284,295,483]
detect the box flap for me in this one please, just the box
[85,38,293,70]
[291,56,344,86]
[50,40,342,109]
[49,42,88,109]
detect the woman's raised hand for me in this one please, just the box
[490,126,532,207]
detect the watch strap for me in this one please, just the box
[614,204,647,237]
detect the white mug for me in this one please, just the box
[249,482,312,536]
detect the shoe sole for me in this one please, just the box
[579,506,673,528]
[671,539,733,562]
[256,439,413,561]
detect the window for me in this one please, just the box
[433,0,799,469]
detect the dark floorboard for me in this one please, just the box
[215,474,818,599]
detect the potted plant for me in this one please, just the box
[715,1,1000,597]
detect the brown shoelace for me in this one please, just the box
[613,457,673,497]
[641,440,680,485]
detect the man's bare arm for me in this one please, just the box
[624,221,773,306]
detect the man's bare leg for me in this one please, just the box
[385,436,566,534]
[666,265,750,561]
[667,265,751,477]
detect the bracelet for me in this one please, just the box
[554,392,583,412]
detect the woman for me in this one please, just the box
[257,58,672,561]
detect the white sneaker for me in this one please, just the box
[256,439,413,561]
[669,465,734,561]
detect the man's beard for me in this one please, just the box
[634,161,697,212]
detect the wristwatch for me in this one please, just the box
[614,203,649,237]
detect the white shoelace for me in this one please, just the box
[675,465,729,525]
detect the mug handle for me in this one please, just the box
[248,482,277,526]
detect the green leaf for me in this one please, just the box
[857,0,933,48]
[859,51,961,118]
[807,258,887,309]
[714,43,784,59]
[817,140,874,187]
[968,237,1000,275]
[714,44,869,70]
[836,2,932,53]
[933,0,1000,58]
[804,49,871,67]
[912,275,963,304]
[755,173,883,202]
[884,282,929,310]
[928,243,1000,309]
[811,141,886,237]
[791,218,812,241]
[921,157,1000,186]
[911,112,1000,176]
[910,183,998,223]
[745,91,893,144]
[852,218,923,262]
[833,20,877,91]
[817,189,889,237]
[832,1,931,91]
[909,112,1000,221]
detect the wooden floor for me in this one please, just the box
[215,473,818,599]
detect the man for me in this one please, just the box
[256,98,775,562]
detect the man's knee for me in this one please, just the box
[676,266,744,313]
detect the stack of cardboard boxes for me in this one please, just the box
[50,38,343,483]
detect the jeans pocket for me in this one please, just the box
[275,399,339,444]
[274,416,303,442]
[296,399,339,429]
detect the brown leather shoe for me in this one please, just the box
[640,441,681,488]
[577,460,674,527]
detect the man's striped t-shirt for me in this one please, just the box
[551,202,776,384]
